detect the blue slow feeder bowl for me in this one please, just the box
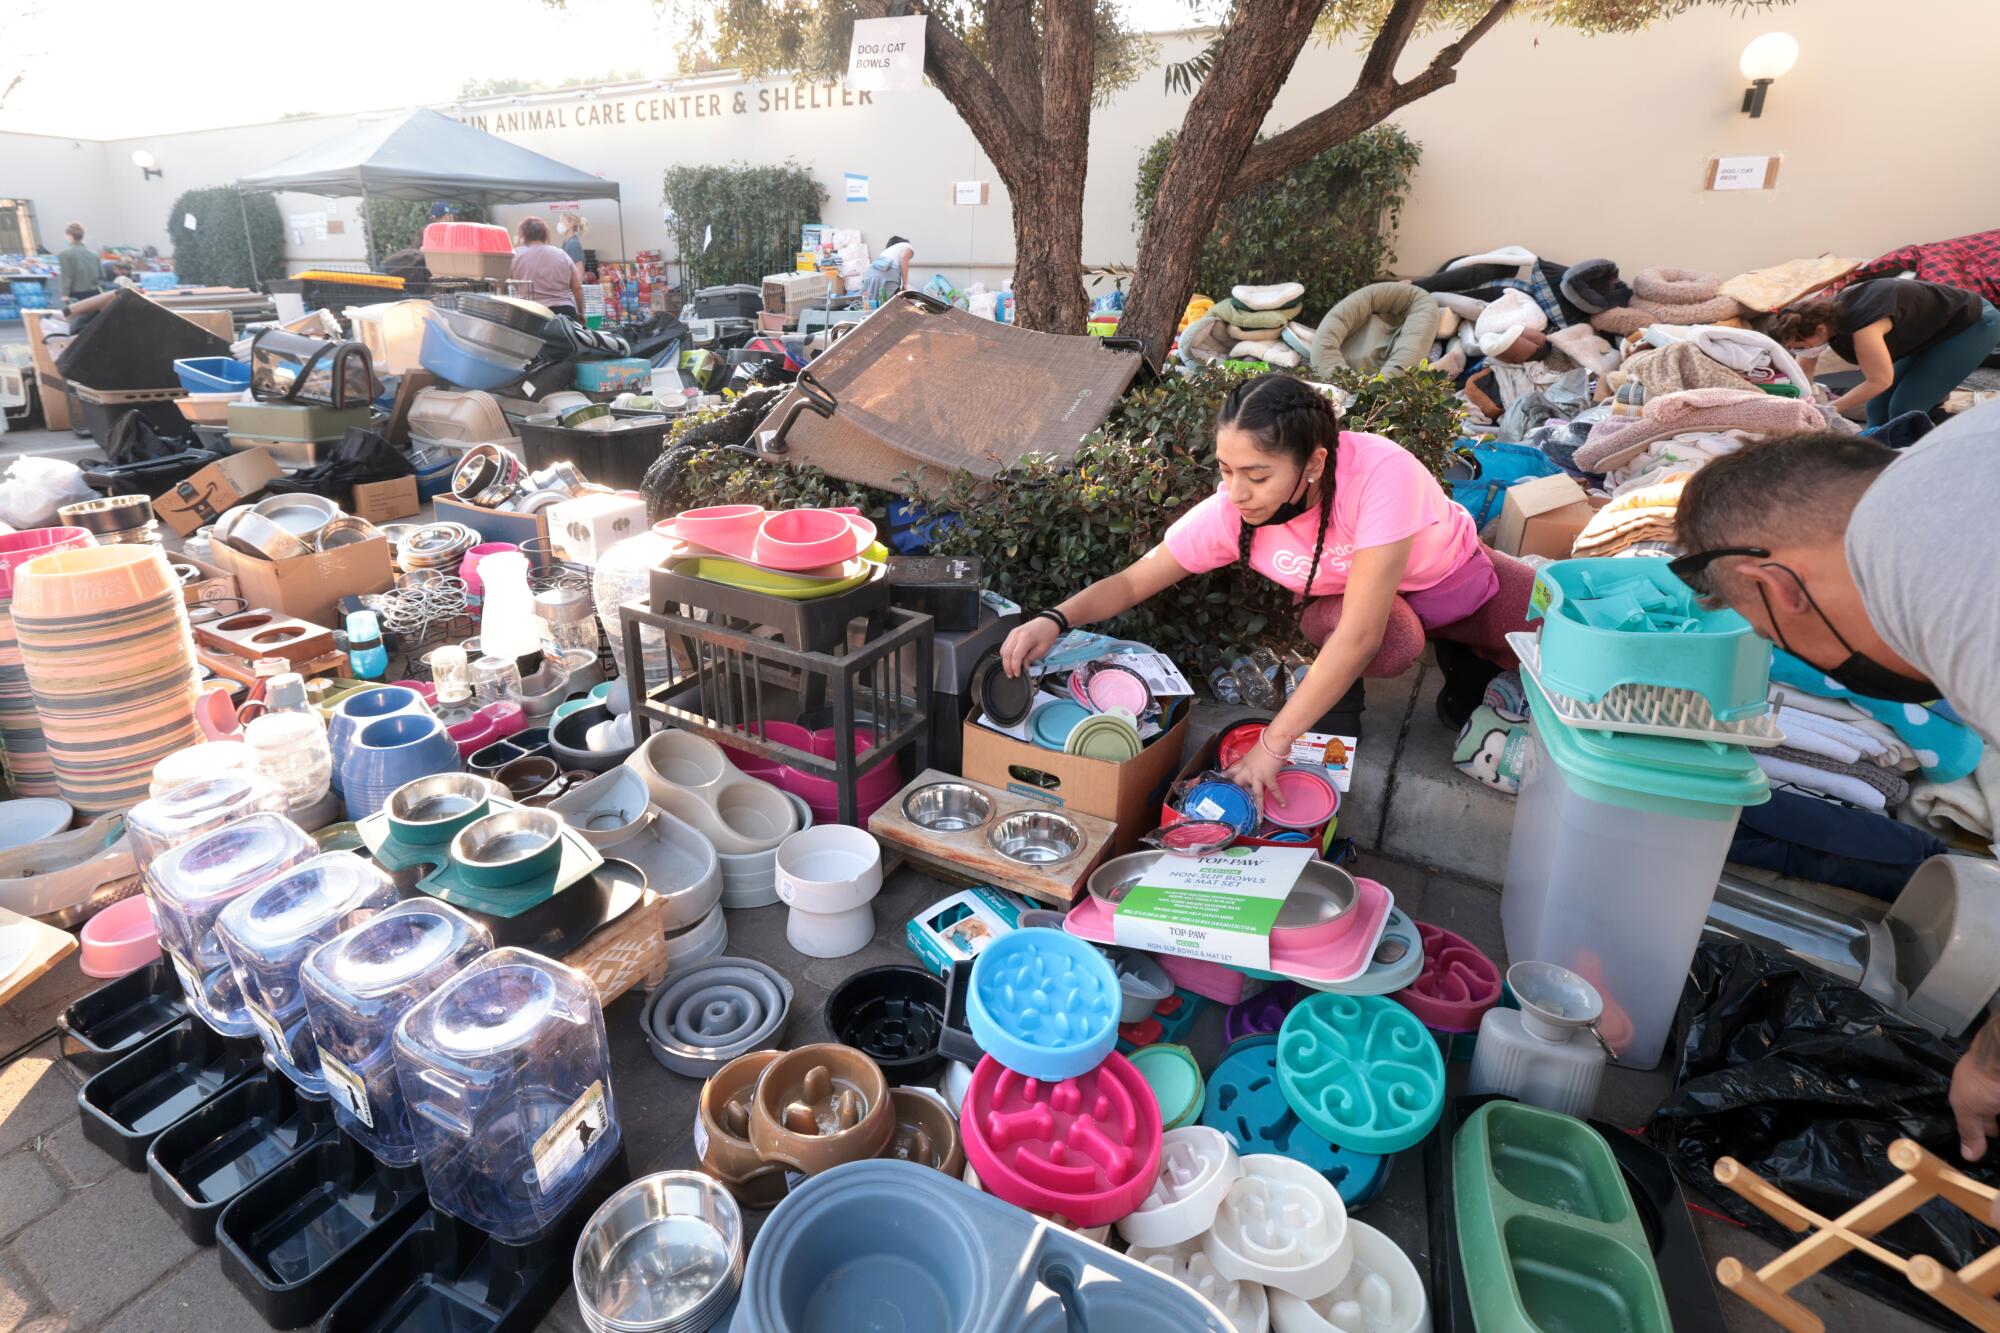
[966,928,1119,1082]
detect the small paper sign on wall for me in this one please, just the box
[953,181,989,206]
[847,15,926,92]
[845,173,871,203]
[1706,155,1782,191]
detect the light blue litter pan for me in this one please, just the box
[732,1159,1238,1332]
[1527,557,1772,722]
[966,928,1119,1082]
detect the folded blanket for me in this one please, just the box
[1769,685,1921,770]
[1720,256,1865,313]
[1769,745,1911,805]
[1548,323,1620,374]
[1573,388,1823,474]
[1639,323,1814,395]
[1775,710,1865,765]
[1899,748,2000,844]
[1232,281,1305,311]
[1757,752,1894,811]
[1771,650,1985,783]
[1206,297,1303,329]
[1613,343,1757,397]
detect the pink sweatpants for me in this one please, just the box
[1298,546,1536,677]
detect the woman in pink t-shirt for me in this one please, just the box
[1000,374,1534,801]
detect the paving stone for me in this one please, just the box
[1377,665,1515,885]
[1408,872,1507,973]
[0,1053,80,1158]
[32,1119,116,1191]
[99,1253,267,1333]
[0,1250,44,1333]
[6,1156,196,1328]
[0,1154,63,1245]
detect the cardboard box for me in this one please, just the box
[904,886,1031,978]
[22,311,70,380]
[209,536,393,627]
[960,709,1189,856]
[1163,729,1341,846]
[33,370,72,432]
[174,551,239,608]
[350,475,420,523]
[433,494,549,546]
[152,448,282,536]
[1492,474,1601,561]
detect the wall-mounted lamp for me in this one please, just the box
[1739,32,1798,118]
[131,149,162,180]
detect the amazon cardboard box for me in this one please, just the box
[152,448,282,536]
[209,535,392,627]
[960,708,1188,856]
[350,475,420,523]
[1492,474,1605,561]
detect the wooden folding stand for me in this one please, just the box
[1715,1138,2000,1332]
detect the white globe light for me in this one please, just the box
[1740,32,1799,82]
[130,149,157,169]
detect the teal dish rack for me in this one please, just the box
[1527,558,1772,723]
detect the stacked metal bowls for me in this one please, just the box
[397,522,481,574]
[57,495,158,546]
[573,1171,744,1333]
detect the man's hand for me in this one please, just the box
[1951,1022,2000,1163]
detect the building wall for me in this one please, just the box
[4,0,1994,295]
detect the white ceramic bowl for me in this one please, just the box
[774,826,883,915]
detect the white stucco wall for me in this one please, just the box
[4,0,1995,295]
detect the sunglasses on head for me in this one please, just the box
[1667,545,1771,595]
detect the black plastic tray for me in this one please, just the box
[216,1131,431,1328]
[1423,1093,1727,1333]
[319,1145,629,1333]
[59,959,191,1073]
[145,1071,336,1245]
[77,1019,266,1170]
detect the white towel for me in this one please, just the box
[1448,246,1539,279]
[1775,710,1865,765]
[1769,686,1920,769]
[1899,750,2000,846]
[1756,754,1887,811]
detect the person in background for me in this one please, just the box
[510,217,584,319]
[560,211,588,274]
[999,375,1536,788]
[1668,401,2000,1166]
[430,201,458,226]
[57,223,99,300]
[863,235,915,307]
[1762,279,2000,428]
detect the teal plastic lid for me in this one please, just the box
[1525,674,1768,819]
[1129,1043,1205,1129]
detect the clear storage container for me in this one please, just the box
[215,851,400,1098]
[1502,677,1766,1068]
[301,898,491,1165]
[148,813,316,1038]
[393,947,620,1242]
[128,773,291,875]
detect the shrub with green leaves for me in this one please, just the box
[1134,125,1421,319]
[662,162,826,290]
[165,188,283,288]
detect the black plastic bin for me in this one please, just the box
[519,416,672,491]
[59,959,190,1073]
[76,1019,265,1169]
[145,1071,336,1245]
[74,394,187,449]
[216,1131,430,1328]
[319,1144,629,1333]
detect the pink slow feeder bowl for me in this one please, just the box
[79,896,161,978]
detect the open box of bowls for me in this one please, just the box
[867,768,1117,908]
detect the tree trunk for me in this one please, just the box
[1007,173,1089,334]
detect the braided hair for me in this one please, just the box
[1217,374,1341,606]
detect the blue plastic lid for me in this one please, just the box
[966,928,1119,1081]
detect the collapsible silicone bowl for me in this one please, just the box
[1269,1218,1429,1333]
[1131,1043,1206,1130]
[1265,766,1339,830]
[1179,780,1260,837]
[1278,994,1444,1155]
[384,772,490,846]
[79,895,160,978]
[1118,1126,1242,1250]
[747,1042,895,1174]
[1394,921,1503,1033]
[966,927,1119,1080]
[887,1087,964,1177]
[1204,1153,1355,1300]
[824,965,946,1085]
[696,1049,790,1207]
[641,956,792,1077]
[960,1051,1163,1228]
[1084,662,1153,715]
[1028,698,1089,751]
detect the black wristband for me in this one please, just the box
[1034,608,1070,635]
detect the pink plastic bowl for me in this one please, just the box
[1085,665,1150,715]
[753,509,862,569]
[669,504,767,546]
[811,727,903,803]
[449,701,525,757]
[458,542,520,600]
[722,721,817,778]
[79,895,161,978]
[0,527,93,601]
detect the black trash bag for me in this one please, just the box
[82,448,225,497]
[263,428,415,497]
[1645,937,2000,1330]
[103,405,199,464]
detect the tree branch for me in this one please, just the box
[852,0,1041,184]
[987,0,1044,130]
[1357,0,1431,90]
[1040,0,1094,159]
[1229,0,1515,196]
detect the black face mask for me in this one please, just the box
[1755,565,1939,704]
[1245,471,1315,528]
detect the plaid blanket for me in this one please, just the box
[1832,228,2000,304]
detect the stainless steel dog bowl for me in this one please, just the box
[223,511,312,561]
[987,811,1083,865]
[901,782,993,833]
[387,772,491,827]
[314,513,381,552]
[572,1170,744,1333]
[253,492,340,538]
[451,807,562,870]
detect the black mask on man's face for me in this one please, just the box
[1246,470,1314,528]
[1754,565,1939,704]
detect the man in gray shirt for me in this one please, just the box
[1674,400,2000,1169]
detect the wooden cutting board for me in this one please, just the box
[868,769,1115,907]
[0,906,77,1007]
